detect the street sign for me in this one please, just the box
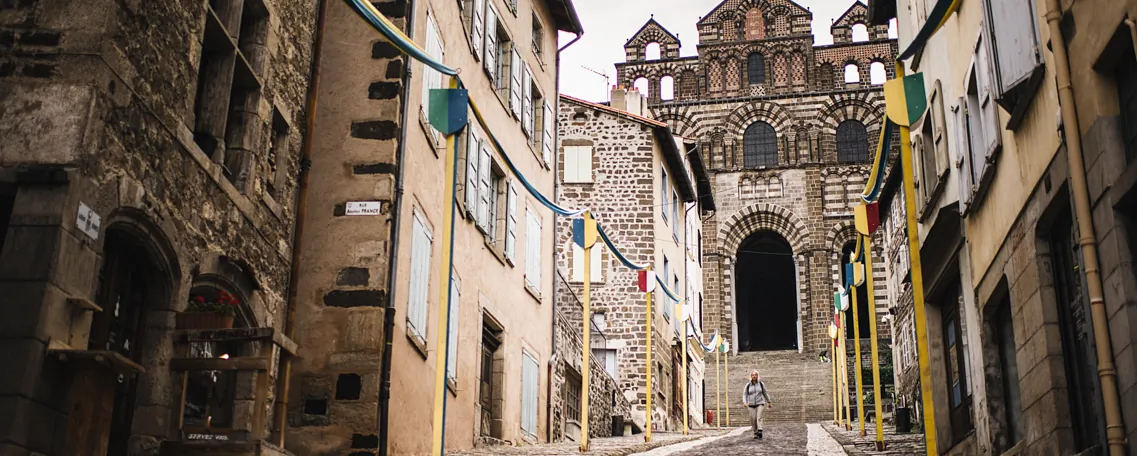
[345,201,383,216]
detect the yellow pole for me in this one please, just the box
[682,318,689,435]
[715,348,721,429]
[832,327,839,425]
[865,234,886,450]
[580,213,598,452]
[896,60,938,456]
[724,344,730,427]
[645,285,653,442]
[851,253,866,436]
[430,76,460,456]
[840,313,851,430]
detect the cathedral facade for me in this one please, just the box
[616,0,897,354]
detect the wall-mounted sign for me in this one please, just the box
[76,203,101,240]
[186,433,230,441]
[345,201,383,216]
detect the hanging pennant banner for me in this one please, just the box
[638,270,657,292]
[884,74,928,127]
[854,202,880,235]
[428,88,469,135]
[853,261,865,287]
[829,323,839,340]
[844,264,854,288]
[572,212,598,249]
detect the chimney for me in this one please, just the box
[611,85,628,112]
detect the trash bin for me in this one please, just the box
[612,415,625,436]
[895,407,912,433]
[706,410,715,425]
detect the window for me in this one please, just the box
[505,0,518,15]
[744,121,778,168]
[525,210,542,292]
[981,0,1044,127]
[531,14,544,59]
[661,167,669,221]
[192,0,269,190]
[851,24,869,42]
[951,99,975,213]
[671,189,679,240]
[564,368,582,422]
[645,42,661,60]
[571,243,603,282]
[480,320,504,438]
[521,351,539,437]
[408,211,433,340]
[462,0,486,59]
[447,271,460,384]
[747,53,765,85]
[1117,49,1137,164]
[264,109,291,200]
[522,64,534,137]
[505,182,518,261]
[593,348,618,379]
[995,295,1023,448]
[541,102,554,166]
[464,122,484,216]
[421,14,446,142]
[663,257,671,320]
[660,76,675,100]
[697,232,702,267]
[634,77,649,96]
[942,284,973,445]
[844,63,860,84]
[836,120,869,163]
[563,146,593,183]
[963,33,1002,200]
[476,145,504,238]
[870,62,887,85]
[483,5,504,89]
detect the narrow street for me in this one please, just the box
[647,424,846,456]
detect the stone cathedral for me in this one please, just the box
[616,0,897,361]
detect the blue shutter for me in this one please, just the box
[521,352,539,435]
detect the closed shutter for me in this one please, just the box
[672,191,678,238]
[931,81,950,177]
[521,352,539,436]
[446,271,459,381]
[578,146,592,182]
[525,210,541,291]
[984,0,1041,94]
[522,66,534,137]
[465,126,480,215]
[571,244,583,282]
[590,245,602,282]
[952,100,975,213]
[477,144,493,232]
[483,6,498,81]
[422,16,441,122]
[471,0,485,59]
[505,181,518,260]
[541,102,554,166]
[975,35,1001,159]
[409,213,433,339]
[510,48,523,118]
[661,168,669,220]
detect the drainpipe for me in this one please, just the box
[1044,2,1127,454]
[275,0,328,445]
[548,30,583,443]
[378,1,417,454]
[1128,19,1137,63]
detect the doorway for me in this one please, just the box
[735,231,798,351]
[479,316,504,439]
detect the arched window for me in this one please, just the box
[633,77,649,96]
[844,64,860,84]
[645,42,661,60]
[870,62,887,85]
[819,63,835,89]
[836,120,869,163]
[888,18,898,39]
[851,24,869,42]
[744,121,778,168]
[747,53,765,85]
[660,75,675,100]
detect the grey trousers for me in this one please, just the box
[748,404,765,434]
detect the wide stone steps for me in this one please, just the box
[702,350,834,425]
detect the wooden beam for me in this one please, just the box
[66,297,102,312]
[48,349,145,375]
[169,357,270,372]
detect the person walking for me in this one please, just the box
[741,370,773,439]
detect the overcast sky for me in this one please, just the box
[556,0,874,102]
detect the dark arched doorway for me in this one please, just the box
[840,242,871,339]
[735,231,797,351]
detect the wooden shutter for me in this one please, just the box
[409,213,433,338]
[483,5,498,80]
[579,146,592,182]
[984,0,1041,95]
[422,16,440,121]
[590,245,602,282]
[446,271,459,380]
[505,181,518,260]
[571,244,584,281]
[952,100,975,213]
[661,168,669,220]
[525,210,541,290]
[541,102,554,166]
[521,352,539,435]
[671,191,678,238]
[931,81,950,178]
[522,66,534,137]
[510,48,523,118]
[975,34,1002,159]
[477,144,493,232]
[465,126,480,216]
[471,0,485,59]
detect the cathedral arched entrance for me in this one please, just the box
[735,231,798,351]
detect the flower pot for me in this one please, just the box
[176,312,235,330]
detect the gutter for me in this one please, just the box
[378,1,417,453]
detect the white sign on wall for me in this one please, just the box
[345,201,383,216]
[76,203,101,240]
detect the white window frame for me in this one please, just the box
[446,270,460,385]
[407,210,433,342]
[563,146,593,183]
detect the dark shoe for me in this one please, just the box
[758,430,764,439]
[753,434,759,440]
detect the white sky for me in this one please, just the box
[556,0,871,102]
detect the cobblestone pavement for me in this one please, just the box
[821,422,926,455]
[445,429,725,456]
[649,423,823,455]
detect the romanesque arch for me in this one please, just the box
[725,100,795,138]
[816,93,885,131]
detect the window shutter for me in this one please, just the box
[579,146,592,182]
[563,146,578,182]
[422,17,440,121]
[465,127,480,215]
[975,35,1002,159]
[931,81,950,178]
[661,168,669,220]
[952,100,975,212]
[571,244,584,281]
[505,181,518,260]
[984,0,1041,95]
[510,48,523,118]
[446,271,459,380]
[522,66,534,137]
[525,210,541,290]
[542,102,554,166]
[477,144,493,231]
[672,192,679,237]
[591,245,602,282]
[483,6,498,80]
[409,213,433,338]
[471,0,485,59]
[521,353,538,435]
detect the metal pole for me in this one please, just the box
[581,239,593,452]
[865,235,886,450]
[895,61,938,456]
[429,76,461,456]
[716,348,721,429]
[851,252,866,436]
[832,323,839,426]
[645,286,653,442]
[683,320,689,435]
[840,312,851,430]
[724,343,729,427]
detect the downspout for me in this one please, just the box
[548,29,583,443]
[379,1,417,454]
[275,0,328,445]
[1044,2,1128,455]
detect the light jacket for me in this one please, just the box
[741,379,772,407]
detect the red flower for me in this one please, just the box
[193,296,205,303]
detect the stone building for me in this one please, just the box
[0,0,316,455]
[612,0,897,423]
[554,89,715,433]
[868,0,1137,454]
[284,0,582,454]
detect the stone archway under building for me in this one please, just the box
[734,230,798,351]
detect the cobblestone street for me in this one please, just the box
[635,424,848,456]
[820,423,925,455]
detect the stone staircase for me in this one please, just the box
[702,350,833,425]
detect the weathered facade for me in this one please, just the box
[554,90,714,433]
[285,0,582,454]
[0,0,316,455]
[870,0,1137,454]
